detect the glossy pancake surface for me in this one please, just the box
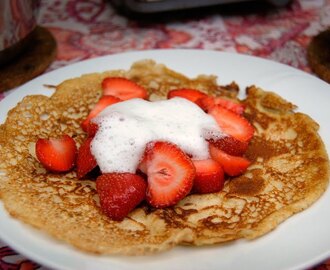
[0,60,329,255]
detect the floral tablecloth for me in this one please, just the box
[0,0,330,269]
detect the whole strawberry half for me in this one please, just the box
[36,134,77,172]
[192,159,225,194]
[86,122,99,138]
[76,137,97,179]
[144,141,195,208]
[101,77,148,100]
[96,173,147,221]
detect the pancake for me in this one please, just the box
[0,60,329,255]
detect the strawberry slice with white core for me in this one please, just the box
[208,105,254,143]
[102,77,148,100]
[81,95,121,132]
[36,134,77,172]
[192,159,225,194]
[167,88,207,104]
[209,144,251,177]
[144,141,195,208]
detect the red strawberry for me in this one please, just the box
[197,96,245,115]
[36,134,77,172]
[208,135,249,156]
[102,77,148,100]
[209,145,251,177]
[195,96,214,111]
[81,95,121,132]
[96,173,147,221]
[137,152,148,175]
[208,105,254,143]
[167,88,207,104]
[144,141,195,208]
[192,159,225,194]
[76,137,97,178]
[216,97,245,115]
[86,122,99,137]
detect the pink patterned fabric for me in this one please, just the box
[0,0,330,269]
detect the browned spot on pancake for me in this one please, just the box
[160,208,199,229]
[245,137,289,161]
[200,215,229,229]
[228,176,265,196]
[245,108,275,130]
[174,207,199,218]
[261,93,296,112]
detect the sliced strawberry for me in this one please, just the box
[216,97,245,115]
[208,105,254,143]
[144,141,195,208]
[197,96,243,114]
[208,134,249,156]
[36,134,77,172]
[167,88,207,104]
[195,96,215,111]
[209,145,251,177]
[192,159,225,194]
[197,96,245,115]
[76,137,97,178]
[96,173,147,221]
[102,77,148,100]
[81,95,121,132]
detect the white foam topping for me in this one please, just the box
[91,97,224,173]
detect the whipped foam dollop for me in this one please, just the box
[91,97,224,173]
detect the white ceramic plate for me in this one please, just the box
[0,49,329,270]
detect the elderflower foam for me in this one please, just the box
[91,97,223,173]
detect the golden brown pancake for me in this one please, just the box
[0,60,329,255]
